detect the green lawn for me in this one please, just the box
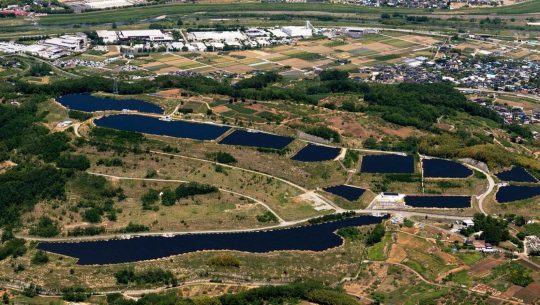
[367,233,391,261]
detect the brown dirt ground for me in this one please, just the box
[212,105,231,114]
[299,45,335,54]
[468,258,505,277]
[400,35,440,45]
[336,43,363,52]
[387,244,407,263]
[325,115,373,138]
[157,67,181,74]
[364,42,398,53]
[499,285,523,300]
[223,64,255,74]
[514,282,540,304]
[381,126,415,138]
[276,58,314,69]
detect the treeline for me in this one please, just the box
[308,211,356,224]
[363,82,501,130]
[304,126,341,143]
[114,268,177,286]
[175,182,218,199]
[16,73,505,133]
[106,281,358,305]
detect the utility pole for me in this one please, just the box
[113,76,119,95]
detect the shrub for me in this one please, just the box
[117,223,149,233]
[56,153,90,171]
[141,189,159,208]
[207,151,237,164]
[161,188,176,206]
[68,226,105,237]
[403,218,414,228]
[342,150,359,168]
[114,268,177,285]
[208,254,240,267]
[256,211,278,223]
[0,238,26,261]
[68,110,92,121]
[366,224,385,246]
[82,208,102,223]
[62,287,90,302]
[31,250,49,265]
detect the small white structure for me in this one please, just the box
[461,219,474,227]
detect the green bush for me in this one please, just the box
[304,126,341,143]
[115,268,177,286]
[337,227,361,240]
[0,238,26,261]
[29,216,60,237]
[207,151,237,164]
[256,211,278,223]
[56,153,90,171]
[208,253,240,267]
[82,208,102,223]
[160,188,176,206]
[117,222,150,233]
[68,226,105,237]
[175,182,218,199]
[342,150,359,168]
[68,110,92,121]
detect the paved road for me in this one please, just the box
[464,163,495,216]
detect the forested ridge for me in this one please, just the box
[16,71,501,131]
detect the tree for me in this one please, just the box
[366,224,385,245]
[319,69,349,81]
[29,217,60,237]
[28,63,51,77]
[82,208,102,223]
[56,154,90,171]
[161,188,176,206]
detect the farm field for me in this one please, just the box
[55,32,442,79]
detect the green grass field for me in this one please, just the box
[35,2,539,27]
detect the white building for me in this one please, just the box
[96,30,119,44]
[268,28,288,38]
[43,34,87,52]
[244,28,269,38]
[118,30,173,42]
[341,27,379,38]
[281,26,313,38]
[187,31,247,44]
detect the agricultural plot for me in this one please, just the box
[70,32,436,78]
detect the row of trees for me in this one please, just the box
[460,214,510,245]
[106,281,358,305]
